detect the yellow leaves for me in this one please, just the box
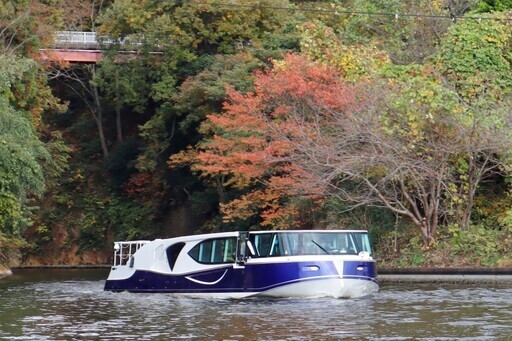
[126,14,148,28]
[168,148,197,168]
[298,21,391,82]
[429,0,445,11]
[367,165,389,179]
[272,59,287,72]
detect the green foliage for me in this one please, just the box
[174,53,261,133]
[381,66,464,144]
[98,0,303,57]
[475,0,512,12]
[0,57,50,236]
[436,12,512,100]
[41,131,71,190]
[96,58,151,113]
[0,108,48,197]
[299,20,391,80]
[78,195,158,250]
[444,224,504,266]
[137,111,169,172]
[0,53,66,242]
[385,234,427,268]
[332,0,454,64]
[379,221,512,267]
[106,139,141,189]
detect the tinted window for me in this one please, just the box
[248,232,373,257]
[188,237,237,264]
[249,233,283,257]
[166,242,186,270]
[249,233,268,256]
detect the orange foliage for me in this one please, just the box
[123,172,165,203]
[171,53,359,228]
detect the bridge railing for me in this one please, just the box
[53,31,153,54]
[54,31,102,49]
[53,31,145,50]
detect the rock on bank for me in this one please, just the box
[0,263,12,279]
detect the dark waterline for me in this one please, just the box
[1,269,511,340]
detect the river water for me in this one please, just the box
[0,269,511,340]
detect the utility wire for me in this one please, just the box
[166,0,512,22]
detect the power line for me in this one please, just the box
[167,0,512,22]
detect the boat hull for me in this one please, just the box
[104,259,378,299]
[256,278,378,299]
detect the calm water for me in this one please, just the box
[1,269,511,340]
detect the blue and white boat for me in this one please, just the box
[104,230,379,298]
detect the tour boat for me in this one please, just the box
[104,230,379,298]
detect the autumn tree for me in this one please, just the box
[0,0,61,56]
[296,9,512,241]
[180,52,512,245]
[170,54,360,228]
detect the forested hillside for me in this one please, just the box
[1,0,512,267]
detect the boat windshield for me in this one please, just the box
[248,231,372,257]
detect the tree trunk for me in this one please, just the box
[216,175,227,204]
[90,68,109,158]
[115,68,123,143]
[419,218,436,248]
[116,106,123,144]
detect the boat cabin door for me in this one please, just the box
[236,232,250,266]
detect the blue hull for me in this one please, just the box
[104,260,378,295]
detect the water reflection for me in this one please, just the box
[0,270,511,340]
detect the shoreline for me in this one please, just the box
[4,266,512,284]
[379,267,512,284]
[11,264,111,269]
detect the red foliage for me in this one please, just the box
[172,53,360,227]
[123,172,165,203]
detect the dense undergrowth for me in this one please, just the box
[377,224,512,268]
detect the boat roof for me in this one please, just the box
[116,229,369,244]
[250,229,368,234]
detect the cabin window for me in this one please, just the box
[249,233,284,257]
[248,232,373,257]
[188,237,237,264]
[166,242,186,271]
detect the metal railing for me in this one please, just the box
[54,31,104,49]
[54,31,144,49]
[113,240,150,267]
[55,31,98,44]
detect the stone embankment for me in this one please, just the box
[2,264,512,283]
[379,267,512,284]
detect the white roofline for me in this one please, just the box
[114,230,369,244]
